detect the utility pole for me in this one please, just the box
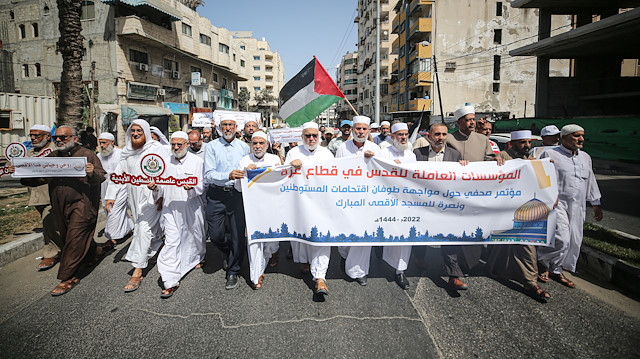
[375,0,380,124]
[432,55,444,123]
[90,61,96,129]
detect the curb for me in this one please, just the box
[0,211,107,268]
[578,245,640,296]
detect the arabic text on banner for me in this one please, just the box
[12,157,87,178]
[267,127,303,144]
[241,157,558,246]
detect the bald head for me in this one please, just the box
[188,130,203,152]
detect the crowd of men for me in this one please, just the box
[9,104,602,301]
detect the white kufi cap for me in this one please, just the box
[98,132,115,141]
[252,131,268,141]
[541,125,560,136]
[391,122,408,133]
[561,124,584,137]
[30,124,50,133]
[353,116,371,125]
[510,130,532,140]
[301,122,319,130]
[454,105,475,121]
[170,131,189,141]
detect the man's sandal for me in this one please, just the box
[124,276,142,293]
[268,252,279,267]
[51,278,80,296]
[160,284,179,299]
[251,275,265,290]
[550,273,575,288]
[525,285,551,300]
[538,270,550,282]
[38,257,58,271]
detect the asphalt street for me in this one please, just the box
[589,174,640,237]
[0,224,638,358]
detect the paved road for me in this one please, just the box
[0,221,638,358]
[590,174,640,237]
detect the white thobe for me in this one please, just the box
[335,140,380,279]
[284,145,334,280]
[236,153,282,285]
[105,142,169,268]
[155,152,206,289]
[379,144,417,273]
[538,145,601,274]
[98,147,134,240]
[530,145,558,160]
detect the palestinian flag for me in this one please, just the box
[279,57,345,127]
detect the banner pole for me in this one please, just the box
[344,96,360,117]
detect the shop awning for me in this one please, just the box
[121,104,173,120]
[101,0,182,21]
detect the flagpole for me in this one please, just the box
[344,96,360,117]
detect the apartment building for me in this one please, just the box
[356,0,397,122]
[231,31,284,110]
[0,0,248,143]
[391,0,552,122]
[335,51,358,121]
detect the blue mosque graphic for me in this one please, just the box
[489,198,550,244]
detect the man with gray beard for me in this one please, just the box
[148,131,206,298]
[378,122,417,290]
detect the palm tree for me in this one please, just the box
[178,0,205,10]
[56,0,84,129]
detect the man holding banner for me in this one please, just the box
[284,122,334,295]
[105,120,169,292]
[204,117,250,290]
[378,122,417,290]
[335,116,379,286]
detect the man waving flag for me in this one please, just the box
[279,57,346,127]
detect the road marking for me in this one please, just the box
[403,278,445,359]
[139,308,422,329]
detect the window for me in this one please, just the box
[199,34,211,46]
[9,10,14,20]
[222,78,227,88]
[18,24,26,39]
[253,66,260,71]
[492,83,500,93]
[254,87,261,92]
[0,110,11,129]
[35,63,41,77]
[344,58,354,64]
[233,54,236,61]
[81,1,95,20]
[240,45,245,50]
[445,62,456,71]
[213,73,218,82]
[240,60,245,67]
[219,43,229,54]
[32,23,39,38]
[190,66,202,73]
[43,6,49,15]
[181,23,192,36]
[22,64,29,78]
[232,82,236,90]
[129,49,149,64]
[254,76,261,81]
[253,56,260,61]
[163,58,179,72]
[496,2,503,16]
[345,79,358,84]
[494,29,502,44]
[82,47,87,61]
[493,55,501,81]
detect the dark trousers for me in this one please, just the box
[52,199,98,281]
[206,186,246,275]
[412,245,466,278]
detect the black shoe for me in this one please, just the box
[355,276,367,286]
[340,257,346,274]
[395,273,409,290]
[225,274,238,290]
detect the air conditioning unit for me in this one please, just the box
[157,89,166,96]
[445,62,457,70]
[172,71,180,79]
[201,78,207,84]
[139,63,149,72]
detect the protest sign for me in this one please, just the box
[192,112,213,127]
[241,157,557,246]
[12,157,87,178]
[267,127,303,144]
[110,153,198,187]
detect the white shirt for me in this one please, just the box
[428,146,445,162]
[335,139,380,158]
[379,144,417,163]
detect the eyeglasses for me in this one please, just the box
[52,135,70,141]
[171,143,185,147]
[304,134,319,138]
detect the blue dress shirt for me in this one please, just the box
[204,137,250,187]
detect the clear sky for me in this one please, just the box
[198,1,358,83]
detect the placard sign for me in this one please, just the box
[12,157,87,178]
[109,153,198,187]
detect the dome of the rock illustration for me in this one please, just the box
[513,198,550,222]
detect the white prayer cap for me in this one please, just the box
[29,124,50,133]
[541,125,560,136]
[561,124,585,137]
[454,105,475,120]
[370,123,380,129]
[391,122,408,133]
[353,116,371,125]
[203,124,212,129]
[510,130,532,141]
[170,131,189,141]
[245,118,258,125]
[380,121,391,127]
[252,131,268,141]
[301,122,319,130]
[98,132,115,141]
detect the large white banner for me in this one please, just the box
[12,157,87,178]
[241,157,558,246]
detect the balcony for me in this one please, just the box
[392,37,399,54]
[409,44,432,63]
[116,15,178,49]
[392,58,399,73]
[409,18,432,41]
[392,15,399,34]
[391,104,399,112]
[391,83,398,94]
[410,0,434,17]
[408,98,431,111]
[407,71,431,89]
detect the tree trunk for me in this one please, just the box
[56,0,84,130]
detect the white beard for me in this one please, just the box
[253,148,266,159]
[32,140,47,150]
[353,134,367,143]
[303,143,318,152]
[56,141,75,152]
[173,146,188,159]
[393,138,412,152]
[101,144,114,157]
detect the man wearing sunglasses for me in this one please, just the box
[21,125,106,296]
[285,122,334,296]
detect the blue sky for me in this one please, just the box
[199,1,357,82]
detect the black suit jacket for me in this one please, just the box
[413,145,462,162]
